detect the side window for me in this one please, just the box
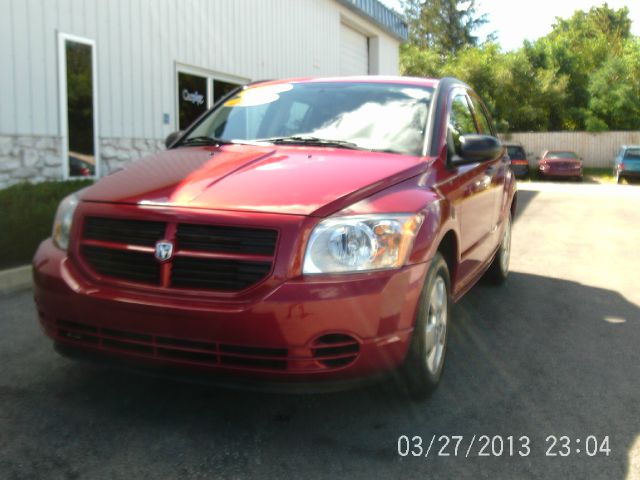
[470,95,493,135]
[448,94,478,155]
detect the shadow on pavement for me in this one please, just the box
[5,272,637,479]
[513,189,538,221]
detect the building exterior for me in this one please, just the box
[0,0,407,189]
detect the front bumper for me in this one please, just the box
[33,239,427,386]
[539,167,582,177]
[619,169,640,178]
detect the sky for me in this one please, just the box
[379,0,640,51]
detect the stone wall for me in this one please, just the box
[0,135,62,190]
[100,138,165,175]
[0,135,165,189]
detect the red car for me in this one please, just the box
[33,77,516,397]
[538,150,583,180]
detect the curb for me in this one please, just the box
[0,265,32,293]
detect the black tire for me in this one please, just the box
[485,213,512,285]
[401,252,451,399]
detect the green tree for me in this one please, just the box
[402,0,489,54]
[587,38,640,130]
[399,2,637,133]
[524,4,632,130]
[400,43,444,77]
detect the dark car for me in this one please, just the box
[538,150,583,180]
[505,143,529,178]
[33,76,516,398]
[69,153,95,177]
[614,145,640,184]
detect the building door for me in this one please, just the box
[340,23,369,75]
[58,34,99,178]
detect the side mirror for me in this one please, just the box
[453,135,503,165]
[165,131,183,149]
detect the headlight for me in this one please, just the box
[303,214,423,274]
[52,194,79,251]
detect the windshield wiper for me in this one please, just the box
[179,136,232,147]
[259,136,366,150]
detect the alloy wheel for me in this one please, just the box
[425,276,447,375]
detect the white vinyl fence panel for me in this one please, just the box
[501,131,640,169]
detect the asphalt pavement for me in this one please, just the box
[1,181,639,479]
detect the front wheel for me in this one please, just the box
[485,213,512,285]
[401,252,451,399]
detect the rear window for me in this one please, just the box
[623,148,640,160]
[507,146,526,159]
[546,151,578,159]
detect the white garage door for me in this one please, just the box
[340,24,369,75]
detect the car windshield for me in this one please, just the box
[183,82,434,156]
[507,146,525,159]
[547,151,578,159]
[623,148,640,160]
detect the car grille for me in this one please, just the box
[56,319,289,371]
[82,245,160,285]
[84,217,165,246]
[171,257,272,290]
[176,224,277,255]
[53,319,361,373]
[79,216,277,292]
[551,162,577,170]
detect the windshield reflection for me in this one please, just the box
[185,82,433,156]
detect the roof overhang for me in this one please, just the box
[334,0,408,42]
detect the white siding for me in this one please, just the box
[0,0,401,139]
[502,131,640,169]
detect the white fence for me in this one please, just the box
[499,131,640,169]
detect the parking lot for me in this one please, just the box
[1,182,639,479]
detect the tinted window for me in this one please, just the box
[507,146,526,159]
[448,95,478,154]
[623,148,640,160]
[187,82,433,155]
[213,79,241,103]
[546,151,578,159]
[178,72,208,130]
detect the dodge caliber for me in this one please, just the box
[33,77,517,397]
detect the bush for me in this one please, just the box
[0,180,93,269]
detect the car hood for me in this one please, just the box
[82,145,427,216]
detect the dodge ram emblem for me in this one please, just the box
[154,241,174,262]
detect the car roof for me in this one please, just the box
[621,145,640,149]
[249,76,440,89]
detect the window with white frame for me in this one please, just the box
[58,33,99,179]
